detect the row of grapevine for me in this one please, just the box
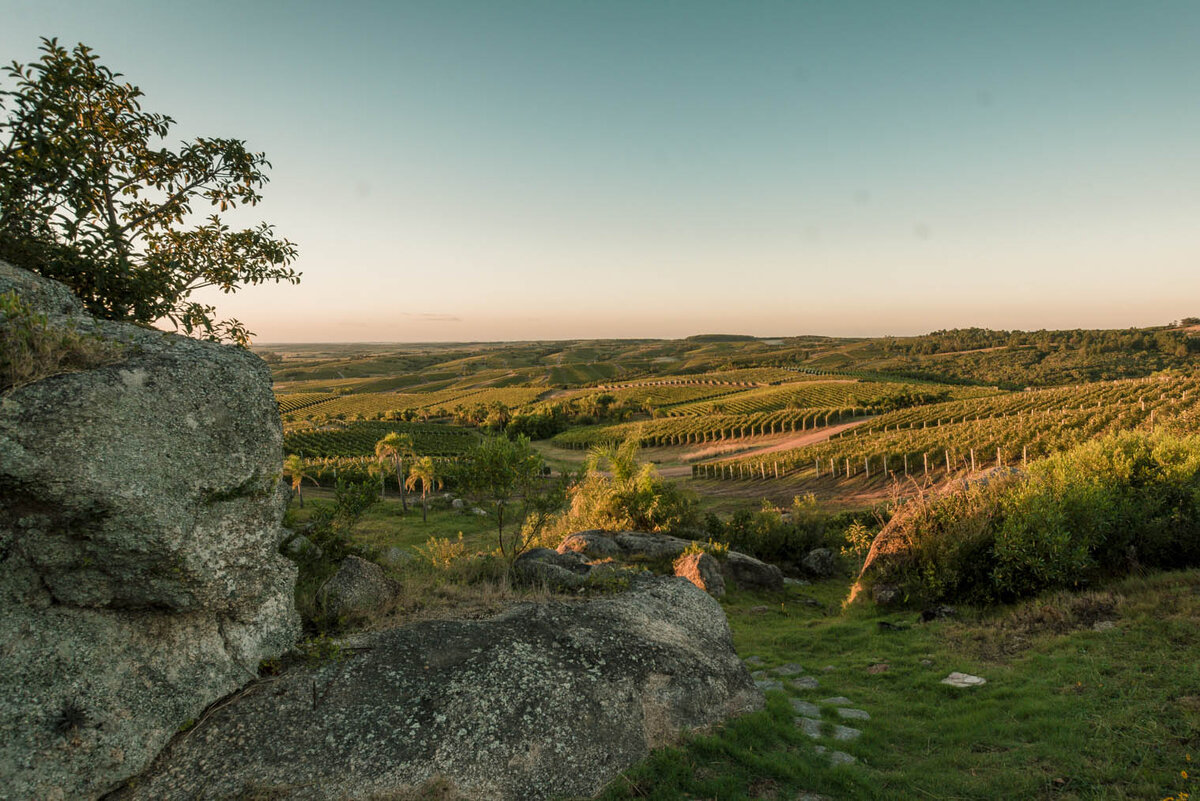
[283,386,548,421]
[276,392,339,413]
[550,406,873,450]
[284,421,479,458]
[661,381,997,418]
[832,375,1200,441]
[594,367,807,388]
[698,383,1200,483]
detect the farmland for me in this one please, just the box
[265,323,1200,508]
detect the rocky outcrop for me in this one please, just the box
[513,547,594,589]
[558,529,782,591]
[0,261,299,799]
[116,576,762,801]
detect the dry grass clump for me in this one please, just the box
[0,290,121,393]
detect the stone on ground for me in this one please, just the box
[673,551,726,597]
[319,555,400,619]
[941,672,987,688]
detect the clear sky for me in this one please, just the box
[3,0,1199,342]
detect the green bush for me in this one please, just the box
[859,431,1200,605]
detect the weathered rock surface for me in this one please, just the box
[319,555,399,619]
[0,261,299,799]
[513,546,593,589]
[800,547,836,578]
[674,551,726,596]
[117,576,763,801]
[720,550,784,592]
[558,529,782,592]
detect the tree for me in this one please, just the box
[459,434,561,562]
[284,454,317,508]
[405,456,443,523]
[0,38,298,345]
[375,431,414,511]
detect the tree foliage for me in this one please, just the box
[0,38,298,345]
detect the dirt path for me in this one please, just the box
[657,418,870,477]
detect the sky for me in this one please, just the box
[3,0,1200,342]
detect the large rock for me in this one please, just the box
[801,547,836,578]
[558,530,782,591]
[513,547,593,589]
[0,261,299,799]
[319,555,400,619]
[721,550,784,592]
[117,576,762,801]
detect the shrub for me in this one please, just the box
[856,431,1200,605]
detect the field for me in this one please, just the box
[265,324,1200,799]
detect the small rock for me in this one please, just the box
[451,498,465,510]
[836,708,870,721]
[1092,620,1116,632]
[378,546,411,567]
[751,670,767,679]
[285,534,322,561]
[721,550,784,591]
[674,551,726,597]
[919,604,957,622]
[743,655,764,666]
[795,717,822,738]
[755,680,783,692]
[831,724,861,741]
[790,699,820,718]
[318,556,399,619]
[783,577,810,587]
[821,665,836,672]
[941,672,987,688]
[773,662,804,676]
[821,696,852,706]
[750,605,771,614]
[872,584,901,605]
[919,659,934,667]
[800,547,836,577]
[827,750,857,766]
[866,663,889,674]
[790,676,820,690]
[472,507,488,516]
[796,789,836,801]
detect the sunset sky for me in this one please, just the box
[3,0,1199,342]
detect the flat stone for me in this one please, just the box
[755,680,783,692]
[790,676,820,690]
[750,605,772,613]
[827,750,857,766]
[821,696,853,706]
[831,724,861,742]
[941,672,987,688]
[790,699,821,718]
[836,708,870,721]
[773,662,804,676]
[783,577,811,586]
[751,670,767,679]
[795,717,822,738]
[1092,620,1116,632]
[743,655,764,666]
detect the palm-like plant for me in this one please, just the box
[284,454,317,508]
[375,432,414,511]
[405,456,443,523]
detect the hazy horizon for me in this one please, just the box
[4,1,1199,342]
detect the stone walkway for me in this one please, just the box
[745,656,867,769]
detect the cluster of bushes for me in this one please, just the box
[858,431,1200,605]
[698,495,877,574]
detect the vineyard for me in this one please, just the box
[697,376,1200,482]
[550,406,872,450]
[283,421,479,458]
[278,386,548,421]
[660,380,996,417]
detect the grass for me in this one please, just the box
[595,569,1200,800]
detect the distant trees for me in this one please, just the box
[0,38,298,345]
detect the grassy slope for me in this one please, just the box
[595,570,1200,801]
